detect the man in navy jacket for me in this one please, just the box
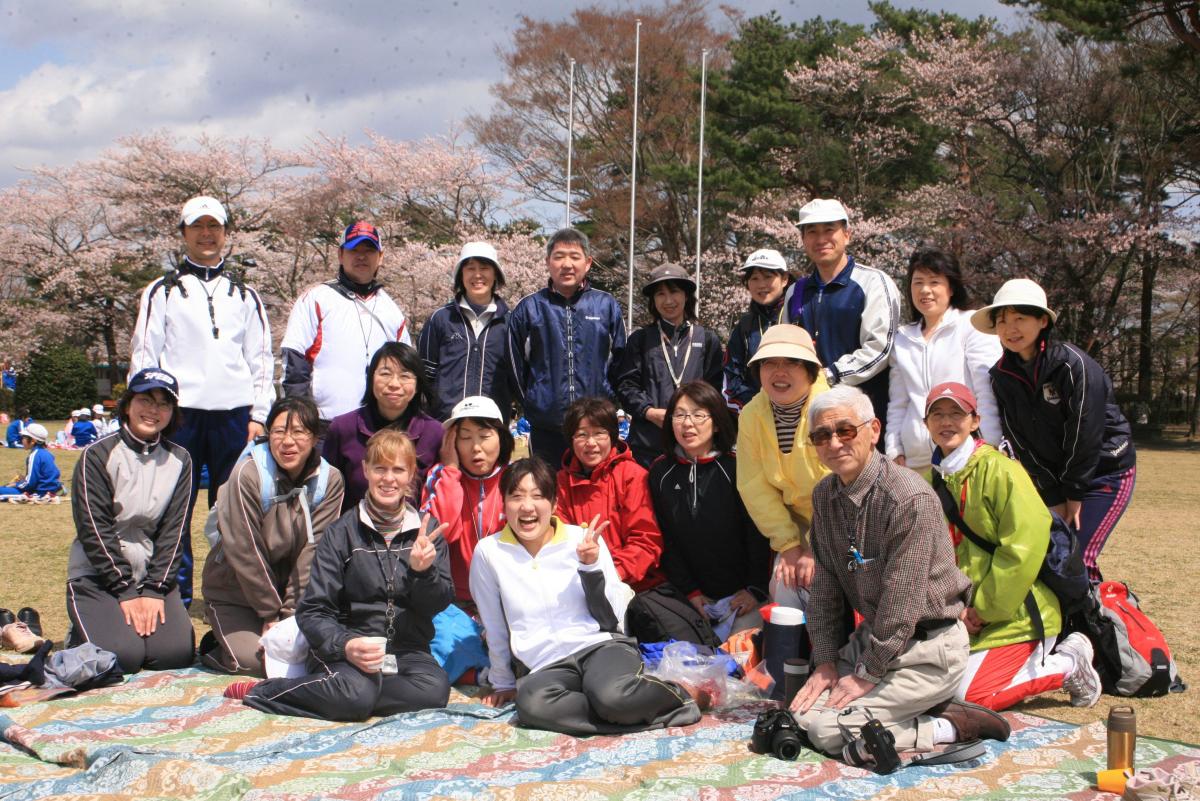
[507,229,627,465]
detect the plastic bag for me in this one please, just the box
[646,641,765,709]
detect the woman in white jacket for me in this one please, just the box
[886,248,1002,471]
[470,457,702,736]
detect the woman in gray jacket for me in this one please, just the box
[66,368,195,674]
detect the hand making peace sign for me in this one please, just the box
[410,514,448,573]
[576,514,611,566]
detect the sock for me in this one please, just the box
[933,716,958,744]
[223,680,260,701]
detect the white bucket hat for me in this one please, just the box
[454,241,505,286]
[797,198,849,227]
[739,248,788,275]
[971,278,1057,334]
[447,395,504,424]
[21,423,49,443]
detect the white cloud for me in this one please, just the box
[0,0,1020,186]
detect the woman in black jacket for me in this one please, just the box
[229,428,454,720]
[972,279,1136,580]
[615,264,723,467]
[648,381,771,636]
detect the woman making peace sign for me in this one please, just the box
[469,458,703,735]
[230,428,454,721]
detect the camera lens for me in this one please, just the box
[773,732,802,761]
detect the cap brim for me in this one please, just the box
[748,342,821,367]
[969,303,1057,334]
[129,381,179,401]
[263,653,308,679]
[342,235,382,251]
[641,276,696,296]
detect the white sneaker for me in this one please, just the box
[1058,632,1102,708]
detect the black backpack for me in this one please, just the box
[624,585,721,648]
[932,471,1089,640]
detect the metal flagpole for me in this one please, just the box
[695,48,708,317]
[565,58,575,228]
[626,18,641,331]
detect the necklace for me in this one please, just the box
[659,322,696,388]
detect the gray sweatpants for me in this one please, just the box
[516,638,700,736]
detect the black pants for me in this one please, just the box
[243,650,450,722]
[516,639,700,736]
[66,576,195,675]
[171,405,252,605]
[529,426,568,467]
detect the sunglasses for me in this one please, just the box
[808,419,872,447]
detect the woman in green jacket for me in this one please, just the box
[925,381,1101,711]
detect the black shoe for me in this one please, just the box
[0,609,14,628]
[17,607,42,637]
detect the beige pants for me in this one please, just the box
[795,620,968,754]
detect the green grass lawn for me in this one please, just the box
[1,425,1197,743]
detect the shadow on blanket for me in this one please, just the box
[1,667,1198,800]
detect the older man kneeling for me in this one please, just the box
[790,385,1010,765]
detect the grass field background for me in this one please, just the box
[1,424,1196,744]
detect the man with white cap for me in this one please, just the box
[724,248,792,411]
[129,195,275,605]
[783,199,900,445]
[418,241,514,422]
[281,220,411,423]
[91,404,115,436]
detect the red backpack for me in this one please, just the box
[1073,581,1186,697]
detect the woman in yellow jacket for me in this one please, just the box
[925,382,1101,711]
[735,325,830,608]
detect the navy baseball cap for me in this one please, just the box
[128,368,179,401]
[341,221,382,251]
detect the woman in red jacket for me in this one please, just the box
[420,396,513,610]
[555,397,664,593]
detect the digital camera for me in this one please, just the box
[750,708,804,761]
[842,717,901,774]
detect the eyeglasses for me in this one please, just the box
[671,411,711,424]
[375,369,417,385]
[808,419,872,447]
[269,428,313,443]
[131,395,174,411]
[572,430,611,444]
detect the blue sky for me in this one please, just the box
[0,0,1023,189]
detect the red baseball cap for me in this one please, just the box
[925,382,978,417]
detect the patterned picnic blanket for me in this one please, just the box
[1,668,1198,800]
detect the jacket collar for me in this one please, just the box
[563,439,633,480]
[180,256,225,282]
[120,424,164,455]
[545,279,590,305]
[810,253,857,289]
[498,515,568,548]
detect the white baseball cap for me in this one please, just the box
[971,278,1057,334]
[447,395,504,423]
[180,195,228,227]
[92,404,107,416]
[260,617,309,679]
[21,423,49,443]
[739,248,788,274]
[797,198,849,227]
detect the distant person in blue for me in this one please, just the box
[1,366,15,392]
[0,423,62,498]
[617,409,630,442]
[6,409,31,448]
[72,408,99,447]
